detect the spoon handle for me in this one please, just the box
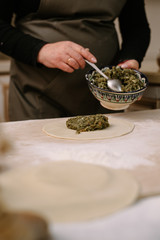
[85,60,109,80]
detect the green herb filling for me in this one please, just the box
[66,114,109,134]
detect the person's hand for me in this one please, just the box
[37,41,97,73]
[118,59,139,70]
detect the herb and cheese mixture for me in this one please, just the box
[90,66,145,92]
[66,114,109,134]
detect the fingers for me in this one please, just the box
[59,61,75,73]
[73,43,97,65]
[65,47,86,69]
[37,41,97,73]
[118,60,139,70]
[67,57,79,70]
[65,43,97,69]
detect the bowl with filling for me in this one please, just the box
[85,66,148,110]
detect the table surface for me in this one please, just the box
[0,109,160,240]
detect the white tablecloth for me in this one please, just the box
[52,196,160,240]
[0,109,160,239]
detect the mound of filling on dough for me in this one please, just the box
[66,114,109,134]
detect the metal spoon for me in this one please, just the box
[85,60,122,92]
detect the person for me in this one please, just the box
[0,0,150,121]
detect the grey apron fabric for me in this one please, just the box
[9,0,127,121]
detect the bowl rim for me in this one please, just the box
[85,66,149,94]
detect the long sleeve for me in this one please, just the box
[0,0,46,66]
[117,0,151,67]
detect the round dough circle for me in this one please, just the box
[0,161,139,223]
[42,117,134,140]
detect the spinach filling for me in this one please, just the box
[90,66,145,92]
[66,114,109,134]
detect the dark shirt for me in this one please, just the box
[0,0,150,67]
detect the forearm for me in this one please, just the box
[0,20,46,66]
[0,0,44,66]
[117,0,150,66]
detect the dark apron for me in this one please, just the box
[9,0,127,121]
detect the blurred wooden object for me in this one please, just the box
[0,212,51,240]
[0,60,10,122]
[2,82,9,121]
[0,75,9,122]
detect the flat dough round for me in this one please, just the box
[0,161,139,223]
[42,117,134,140]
